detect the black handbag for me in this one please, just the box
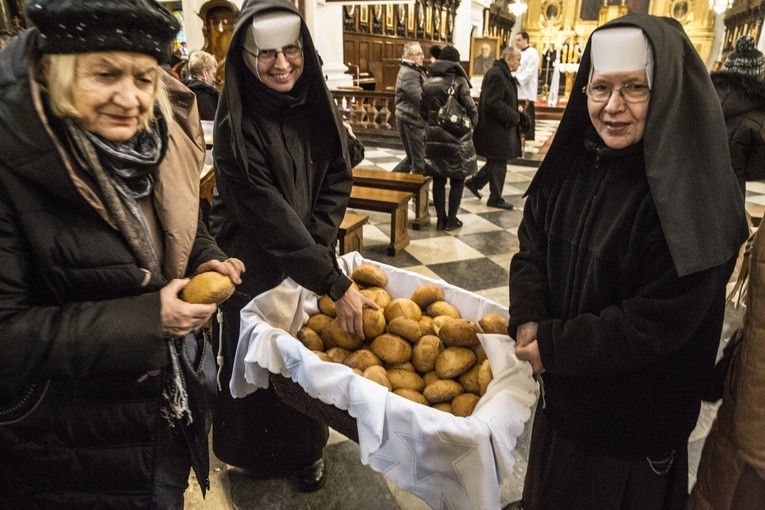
[437,80,472,137]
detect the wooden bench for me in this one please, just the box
[352,168,431,230]
[348,186,413,256]
[199,163,215,226]
[337,211,368,255]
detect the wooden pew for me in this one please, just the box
[352,168,431,230]
[348,186,412,255]
[337,211,368,255]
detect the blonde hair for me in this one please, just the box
[43,53,173,133]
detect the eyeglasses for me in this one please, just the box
[582,82,651,103]
[255,44,303,64]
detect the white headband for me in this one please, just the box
[589,27,654,88]
[243,10,301,54]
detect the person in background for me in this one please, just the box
[429,44,442,64]
[514,31,539,141]
[420,46,478,231]
[465,46,523,210]
[209,0,377,492]
[184,50,219,121]
[176,40,189,60]
[687,214,765,509]
[393,41,427,174]
[510,15,747,509]
[709,35,765,199]
[0,0,244,507]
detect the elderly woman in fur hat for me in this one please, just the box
[510,15,747,509]
[0,0,244,507]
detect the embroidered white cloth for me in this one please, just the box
[231,252,538,510]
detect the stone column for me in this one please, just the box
[308,1,353,89]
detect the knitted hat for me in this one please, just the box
[439,46,460,63]
[25,0,180,63]
[429,45,442,59]
[724,35,765,80]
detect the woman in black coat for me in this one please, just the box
[419,46,478,231]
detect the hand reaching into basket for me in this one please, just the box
[335,286,379,339]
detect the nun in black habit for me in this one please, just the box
[509,15,748,509]
[208,0,377,492]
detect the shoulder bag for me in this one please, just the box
[437,79,472,137]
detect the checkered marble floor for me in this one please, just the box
[184,120,765,510]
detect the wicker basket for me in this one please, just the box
[270,373,359,442]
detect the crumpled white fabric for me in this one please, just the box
[231,252,538,510]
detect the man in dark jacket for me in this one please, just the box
[393,41,427,173]
[209,0,377,492]
[465,46,523,210]
[183,50,219,121]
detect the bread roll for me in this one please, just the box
[410,284,444,309]
[370,333,412,364]
[439,319,481,347]
[412,335,443,374]
[296,326,323,351]
[324,319,364,351]
[385,361,416,372]
[435,347,476,379]
[362,308,387,340]
[472,342,488,364]
[387,368,425,392]
[459,364,481,394]
[343,349,382,371]
[418,315,436,336]
[325,346,351,364]
[432,402,453,413]
[360,287,392,308]
[312,350,334,363]
[181,271,235,304]
[479,313,509,335]
[422,371,440,387]
[305,313,333,335]
[394,388,429,406]
[318,294,336,317]
[387,317,421,342]
[363,365,392,390]
[384,298,422,322]
[431,315,454,335]
[425,300,460,319]
[452,393,480,417]
[351,263,388,288]
[478,359,493,396]
[423,379,464,404]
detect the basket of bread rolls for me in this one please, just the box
[231,252,538,509]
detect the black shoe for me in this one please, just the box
[444,218,463,231]
[436,219,445,230]
[298,458,327,492]
[465,179,482,199]
[487,200,514,210]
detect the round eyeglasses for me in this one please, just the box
[582,83,651,103]
[256,44,303,64]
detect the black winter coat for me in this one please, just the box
[0,31,226,507]
[711,71,765,193]
[419,60,478,179]
[184,77,219,121]
[510,140,733,457]
[473,59,522,160]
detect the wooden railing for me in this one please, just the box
[331,90,397,132]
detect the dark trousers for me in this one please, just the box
[212,296,328,471]
[521,100,536,141]
[471,159,507,203]
[432,176,464,221]
[393,117,425,174]
[522,405,689,510]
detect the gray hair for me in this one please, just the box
[501,46,520,59]
[403,41,422,59]
[188,50,217,79]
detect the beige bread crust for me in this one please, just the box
[181,271,235,304]
[410,283,444,309]
[435,347,476,379]
[296,326,323,351]
[351,263,388,288]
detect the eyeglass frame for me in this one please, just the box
[244,41,303,64]
[582,82,651,104]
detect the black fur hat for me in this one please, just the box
[26,0,180,63]
[439,46,460,63]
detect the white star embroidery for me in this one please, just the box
[396,429,476,495]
